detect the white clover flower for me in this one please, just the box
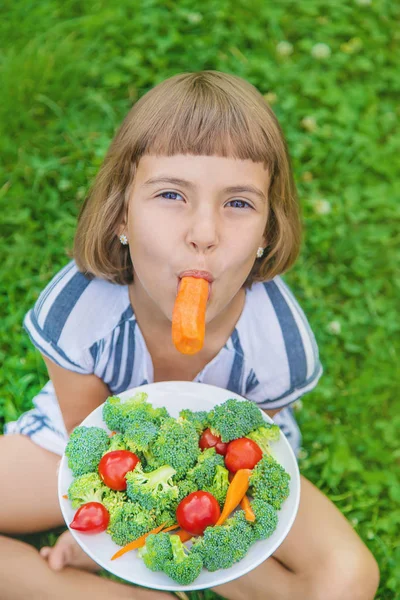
[263,92,278,105]
[301,116,318,132]
[367,531,375,540]
[328,320,342,335]
[311,43,332,59]
[314,199,332,215]
[297,448,308,460]
[292,399,303,412]
[276,41,294,56]
[186,12,203,24]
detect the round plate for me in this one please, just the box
[58,381,300,592]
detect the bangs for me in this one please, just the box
[126,71,278,179]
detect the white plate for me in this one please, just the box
[58,381,300,592]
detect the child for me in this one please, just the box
[0,71,379,600]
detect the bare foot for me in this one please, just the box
[40,530,101,573]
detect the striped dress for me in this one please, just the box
[4,260,323,457]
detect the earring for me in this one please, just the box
[119,234,128,245]
[256,246,264,258]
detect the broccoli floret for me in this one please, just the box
[163,535,203,585]
[137,532,173,571]
[192,511,253,571]
[107,502,156,546]
[107,432,128,452]
[203,464,230,507]
[65,426,110,476]
[246,424,280,454]
[154,508,177,528]
[123,414,158,454]
[102,488,128,514]
[103,392,170,433]
[176,478,198,504]
[208,398,265,442]
[126,463,179,512]
[179,408,209,435]
[186,447,225,489]
[152,417,200,479]
[249,498,278,541]
[67,472,106,509]
[249,454,290,510]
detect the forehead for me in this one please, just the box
[135,154,270,187]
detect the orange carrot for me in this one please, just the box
[109,431,117,437]
[111,522,167,560]
[175,529,194,543]
[172,277,209,355]
[240,494,256,522]
[62,494,68,499]
[215,468,252,526]
[162,523,180,533]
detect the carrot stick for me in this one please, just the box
[240,494,256,522]
[175,529,194,542]
[172,277,209,355]
[62,494,68,499]
[162,523,180,533]
[111,522,167,560]
[215,468,252,526]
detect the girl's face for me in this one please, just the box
[123,154,269,325]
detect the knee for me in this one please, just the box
[311,546,380,600]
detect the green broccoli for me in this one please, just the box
[102,392,169,433]
[123,414,158,455]
[102,488,128,514]
[246,424,281,454]
[107,432,128,452]
[175,478,198,504]
[107,501,157,546]
[137,532,173,571]
[179,408,209,435]
[248,498,278,541]
[208,398,265,442]
[65,426,110,476]
[203,464,230,507]
[163,535,203,585]
[126,463,179,512]
[154,508,177,528]
[249,454,290,510]
[186,447,225,489]
[192,511,253,571]
[152,417,200,479]
[67,472,106,508]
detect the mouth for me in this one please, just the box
[177,270,214,301]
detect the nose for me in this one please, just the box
[186,206,219,254]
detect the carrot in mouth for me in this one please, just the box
[172,276,209,355]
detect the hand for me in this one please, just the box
[40,529,101,572]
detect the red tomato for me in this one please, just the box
[176,491,221,535]
[224,438,263,473]
[199,428,229,456]
[70,502,110,534]
[98,450,140,491]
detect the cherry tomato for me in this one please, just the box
[98,450,140,491]
[224,438,263,473]
[176,491,221,535]
[199,428,229,456]
[70,502,110,534]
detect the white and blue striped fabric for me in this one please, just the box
[4,260,323,457]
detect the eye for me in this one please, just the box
[226,199,253,209]
[157,191,184,201]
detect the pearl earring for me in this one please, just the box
[119,234,128,245]
[256,247,264,258]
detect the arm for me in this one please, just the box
[41,354,111,434]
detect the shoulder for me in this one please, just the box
[237,276,323,408]
[23,260,132,373]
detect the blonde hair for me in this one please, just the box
[73,70,302,288]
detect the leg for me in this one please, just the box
[0,434,64,534]
[212,475,380,600]
[0,535,170,600]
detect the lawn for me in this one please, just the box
[0,0,399,597]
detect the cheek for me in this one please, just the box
[128,209,175,256]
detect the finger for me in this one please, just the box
[40,547,50,558]
[49,547,68,571]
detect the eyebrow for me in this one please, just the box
[142,176,267,203]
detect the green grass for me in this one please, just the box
[1,1,399,598]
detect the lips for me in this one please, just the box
[177,270,214,301]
